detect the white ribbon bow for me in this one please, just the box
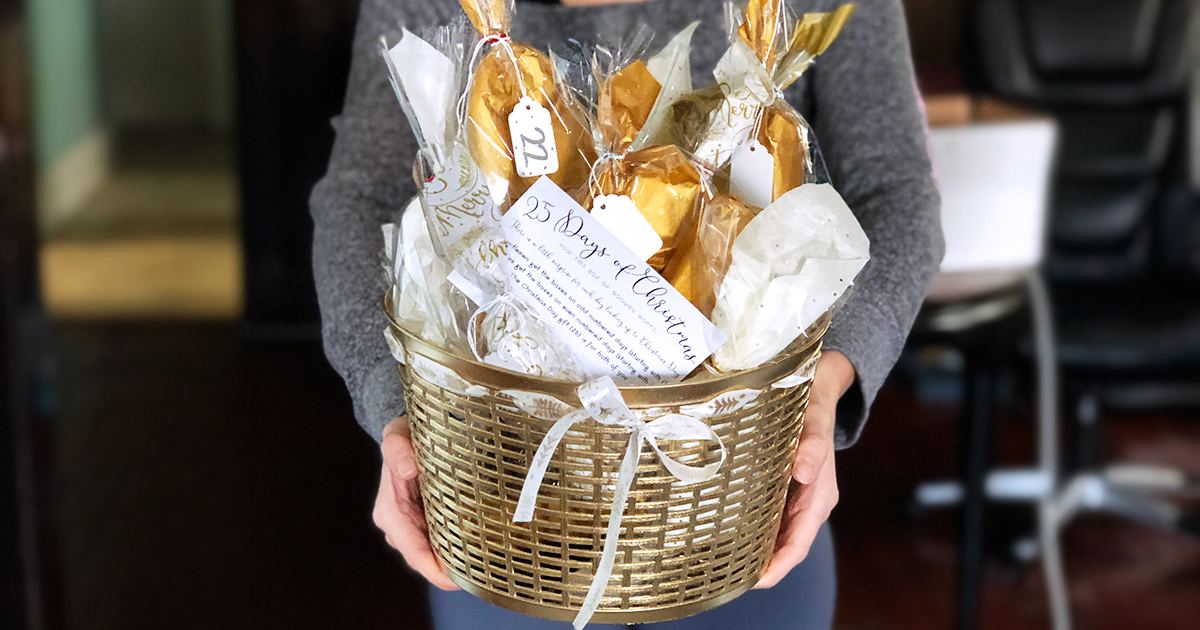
[513,376,727,630]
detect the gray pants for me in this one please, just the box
[429,523,836,630]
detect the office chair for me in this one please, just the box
[913,114,1063,630]
[916,1,1200,629]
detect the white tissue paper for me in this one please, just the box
[385,29,455,154]
[711,183,870,372]
[384,32,507,296]
[385,199,468,352]
[631,22,699,153]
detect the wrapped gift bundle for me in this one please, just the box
[378,1,867,627]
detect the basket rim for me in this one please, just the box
[384,292,828,407]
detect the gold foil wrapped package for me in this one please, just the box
[663,194,758,317]
[598,60,662,155]
[459,0,507,36]
[608,22,699,154]
[574,23,706,272]
[650,84,723,155]
[754,105,811,205]
[590,145,706,272]
[460,0,596,207]
[660,1,854,203]
[738,0,787,70]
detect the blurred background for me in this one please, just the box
[1,0,1198,629]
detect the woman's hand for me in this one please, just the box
[372,416,460,590]
[755,351,855,589]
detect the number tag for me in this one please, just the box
[590,195,663,262]
[508,96,560,178]
[729,139,776,209]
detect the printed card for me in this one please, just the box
[502,177,726,385]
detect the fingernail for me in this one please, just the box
[793,460,817,484]
[398,459,419,479]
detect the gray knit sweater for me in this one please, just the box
[311,0,944,448]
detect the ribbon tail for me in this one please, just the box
[573,430,644,630]
[514,410,589,523]
[645,439,727,486]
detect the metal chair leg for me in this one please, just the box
[1038,500,1071,630]
[1028,272,1071,630]
[956,357,996,630]
[1056,474,1183,531]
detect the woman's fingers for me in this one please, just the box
[792,352,851,483]
[373,464,460,590]
[792,423,832,484]
[374,417,460,591]
[755,448,838,589]
[756,494,817,588]
[382,417,419,480]
[755,354,848,588]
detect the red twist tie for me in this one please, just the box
[483,33,510,45]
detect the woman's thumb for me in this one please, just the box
[792,434,830,484]
[382,417,419,480]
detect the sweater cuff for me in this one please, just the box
[821,300,904,449]
[354,358,408,444]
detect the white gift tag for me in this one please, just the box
[729,139,775,209]
[508,96,560,178]
[590,195,663,262]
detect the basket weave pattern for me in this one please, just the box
[391,317,825,623]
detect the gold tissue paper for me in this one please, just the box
[591,144,706,272]
[661,1,854,203]
[583,25,707,273]
[460,0,597,207]
[662,193,759,317]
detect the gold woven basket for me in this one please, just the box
[386,298,828,624]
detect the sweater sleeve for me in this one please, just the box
[310,0,452,443]
[805,0,945,448]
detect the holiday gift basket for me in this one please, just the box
[386,294,827,624]
[377,0,867,627]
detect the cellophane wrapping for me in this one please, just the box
[380,0,869,382]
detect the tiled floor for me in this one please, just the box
[48,322,1200,630]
